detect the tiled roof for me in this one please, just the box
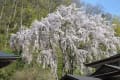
[0,51,20,60]
[85,54,120,68]
[61,74,101,80]
[0,51,20,68]
[91,64,120,79]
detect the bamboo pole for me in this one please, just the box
[20,0,23,29]
[0,0,6,50]
[5,0,16,48]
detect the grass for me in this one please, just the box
[0,57,55,80]
[11,65,55,80]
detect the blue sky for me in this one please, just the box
[81,0,120,16]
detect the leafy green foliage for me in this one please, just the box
[55,46,63,79]
[112,16,120,37]
[112,16,120,53]
[78,41,86,49]
[99,43,107,51]
[0,60,24,80]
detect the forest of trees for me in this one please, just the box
[0,0,120,80]
[0,0,72,52]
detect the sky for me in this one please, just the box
[81,0,120,16]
